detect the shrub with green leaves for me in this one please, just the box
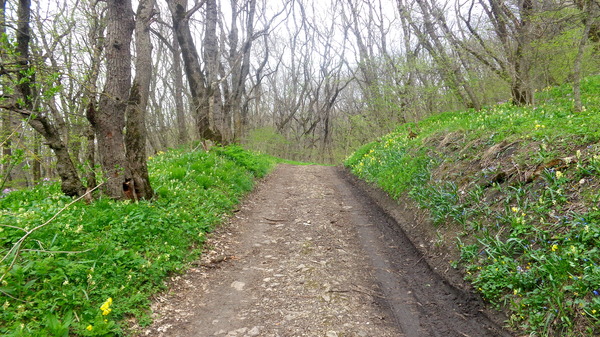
[0,146,274,336]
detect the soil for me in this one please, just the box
[137,164,514,337]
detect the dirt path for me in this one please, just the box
[139,165,512,337]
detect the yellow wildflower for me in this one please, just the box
[100,297,113,316]
[86,325,93,331]
[556,171,563,179]
[551,244,558,252]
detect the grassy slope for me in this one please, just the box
[345,76,600,336]
[0,145,274,336]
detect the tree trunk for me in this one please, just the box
[125,0,155,200]
[82,2,104,191]
[573,0,597,113]
[232,0,257,141]
[94,0,134,199]
[486,0,533,106]
[1,0,11,183]
[22,110,84,195]
[84,113,97,189]
[204,0,225,142]
[32,132,41,184]
[172,32,188,144]
[169,0,221,142]
[412,0,481,110]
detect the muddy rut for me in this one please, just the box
[139,165,513,337]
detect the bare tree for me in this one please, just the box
[1,0,86,196]
[168,0,222,142]
[451,0,539,105]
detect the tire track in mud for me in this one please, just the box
[335,168,513,337]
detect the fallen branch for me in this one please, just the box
[264,217,286,222]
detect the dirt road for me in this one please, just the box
[139,165,512,337]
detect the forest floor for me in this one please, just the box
[136,164,514,337]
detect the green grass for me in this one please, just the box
[0,145,274,336]
[345,75,600,336]
[269,156,328,166]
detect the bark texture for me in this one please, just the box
[172,33,188,144]
[95,0,134,199]
[125,0,155,200]
[1,0,11,182]
[230,0,257,141]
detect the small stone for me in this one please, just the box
[231,281,246,291]
[326,331,338,337]
[246,326,260,336]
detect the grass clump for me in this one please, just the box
[0,145,274,336]
[345,75,600,336]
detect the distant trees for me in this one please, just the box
[396,0,600,107]
[0,0,598,189]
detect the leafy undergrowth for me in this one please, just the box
[0,145,274,336]
[345,75,600,336]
